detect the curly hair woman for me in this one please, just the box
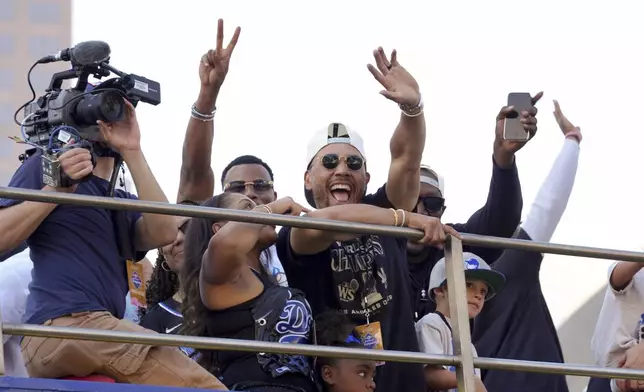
[139,214,191,335]
[181,193,318,392]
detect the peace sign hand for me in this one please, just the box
[367,47,421,106]
[199,19,241,93]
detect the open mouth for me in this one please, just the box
[330,183,352,203]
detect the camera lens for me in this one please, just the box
[74,90,125,127]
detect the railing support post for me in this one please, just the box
[0,308,5,376]
[444,235,476,391]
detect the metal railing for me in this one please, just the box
[1,186,643,390]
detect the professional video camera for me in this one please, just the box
[12,41,161,191]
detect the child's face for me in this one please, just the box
[436,279,488,319]
[322,358,376,392]
[465,279,488,318]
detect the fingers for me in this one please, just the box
[496,106,517,121]
[443,225,461,240]
[531,91,544,105]
[367,64,387,88]
[59,148,93,180]
[216,19,224,51]
[373,47,390,75]
[390,49,399,67]
[227,26,241,52]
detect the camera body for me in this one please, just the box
[22,68,161,152]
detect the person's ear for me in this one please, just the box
[321,365,336,386]
[365,171,371,185]
[304,170,313,191]
[212,223,223,234]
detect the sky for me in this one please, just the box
[71,0,644,334]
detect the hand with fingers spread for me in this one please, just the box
[199,19,241,95]
[406,212,461,249]
[97,100,141,155]
[264,197,310,216]
[553,100,582,143]
[494,91,543,166]
[367,47,421,107]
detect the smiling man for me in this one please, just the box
[276,47,432,392]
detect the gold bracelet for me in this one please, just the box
[390,208,399,227]
[397,209,406,227]
[256,205,272,214]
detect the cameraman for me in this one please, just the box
[0,101,227,389]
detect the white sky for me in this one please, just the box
[73,0,644,332]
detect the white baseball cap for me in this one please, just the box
[305,123,367,167]
[428,252,505,301]
[420,164,445,197]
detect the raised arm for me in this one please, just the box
[98,102,177,251]
[520,100,581,243]
[454,95,543,259]
[367,48,425,211]
[177,19,241,204]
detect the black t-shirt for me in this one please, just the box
[277,184,425,392]
[472,228,568,392]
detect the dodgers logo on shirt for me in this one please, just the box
[131,271,142,289]
[464,258,480,270]
[361,332,378,349]
[275,299,312,345]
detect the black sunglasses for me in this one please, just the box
[319,154,365,171]
[224,180,274,194]
[420,196,445,212]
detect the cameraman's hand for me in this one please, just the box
[57,146,93,192]
[98,100,141,155]
[407,212,461,248]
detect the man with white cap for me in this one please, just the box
[407,92,544,322]
[276,48,453,392]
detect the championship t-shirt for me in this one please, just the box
[277,184,425,392]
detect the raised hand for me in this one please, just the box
[493,91,543,163]
[553,100,582,142]
[406,213,461,249]
[97,100,141,154]
[367,47,421,106]
[199,19,241,93]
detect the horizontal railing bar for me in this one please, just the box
[474,357,644,380]
[1,187,643,262]
[2,323,460,366]
[5,323,643,380]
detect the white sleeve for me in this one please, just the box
[591,263,643,368]
[415,315,450,369]
[521,137,580,242]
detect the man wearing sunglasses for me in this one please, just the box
[277,48,437,392]
[407,92,543,322]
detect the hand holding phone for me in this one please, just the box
[502,92,542,141]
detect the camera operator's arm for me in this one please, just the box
[0,148,93,253]
[177,19,240,204]
[98,102,177,251]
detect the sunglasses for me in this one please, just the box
[319,154,365,171]
[223,180,274,194]
[420,196,445,212]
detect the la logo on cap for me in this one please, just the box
[464,258,480,270]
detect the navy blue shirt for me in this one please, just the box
[409,157,523,321]
[472,228,568,392]
[277,185,425,392]
[0,153,144,325]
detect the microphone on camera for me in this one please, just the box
[37,41,111,66]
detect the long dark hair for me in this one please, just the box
[139,250,180,320]
[180,193,231,374]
